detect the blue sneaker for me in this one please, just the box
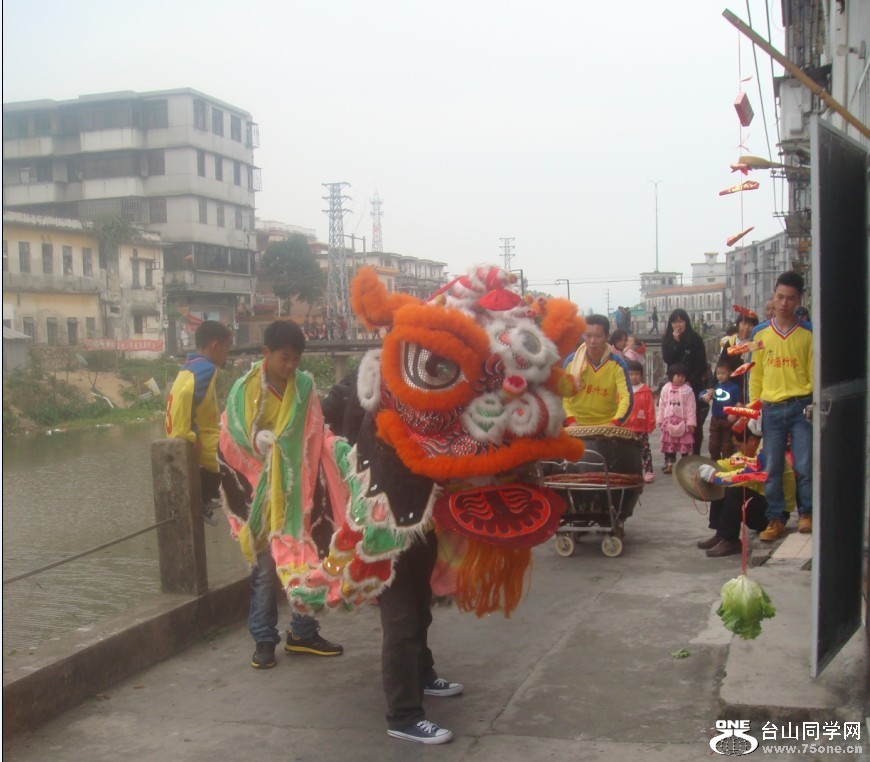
[424,678,464,697]
[387,720,453,744]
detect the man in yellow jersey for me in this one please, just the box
[748,271,813,540]
[562,315,633,427]
[165,320,232,525]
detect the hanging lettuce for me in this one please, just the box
[717,574,776,640]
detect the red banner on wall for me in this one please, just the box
[82,339,164,351]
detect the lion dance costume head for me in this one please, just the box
[290,264,585,618]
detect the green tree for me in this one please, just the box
[260,235,325,315]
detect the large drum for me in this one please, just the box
[546,425,644,519]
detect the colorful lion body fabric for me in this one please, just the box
[224,264,586,618]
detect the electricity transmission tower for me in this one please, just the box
[371,191,384,254]
[322,182,352,325]
[499,237,515,272]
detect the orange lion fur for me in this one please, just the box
[350,267,417,329]
[540,298,586,359]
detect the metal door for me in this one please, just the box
[809,116,868,676]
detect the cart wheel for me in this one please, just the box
[601,536,623,558]
[555,533,575,557]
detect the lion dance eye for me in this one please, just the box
[402,343,462,390]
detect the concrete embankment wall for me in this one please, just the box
[3,573,250,738]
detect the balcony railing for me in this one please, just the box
[3,272,102,294]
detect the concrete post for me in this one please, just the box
[151,438,208,595]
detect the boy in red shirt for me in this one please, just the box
[622,359,656,482]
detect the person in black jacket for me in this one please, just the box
[661,308,709,455]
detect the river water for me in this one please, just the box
[2,421,249,656]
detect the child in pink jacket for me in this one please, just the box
[622,360,656,482]
[657,363,697,474]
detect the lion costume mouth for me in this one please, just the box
[433,483,567,548]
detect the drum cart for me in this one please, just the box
[542,428,644,558]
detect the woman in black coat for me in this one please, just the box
[661,308,710,455]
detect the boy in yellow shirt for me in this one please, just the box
[748,271,813,540]
[165,320,232,525]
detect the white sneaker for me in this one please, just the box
[387,719,453,744]
[424,678,464,697]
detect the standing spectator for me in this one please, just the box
[701,360,742,459]
[165,320,232,526]
[651,307,659,334]
[764,297,775,321]
[623,359,656,482]
[609,329,628,358]
[749,271,813,540]
[657,363,697,473]
[661,308,710,455]
[624,336,646,367]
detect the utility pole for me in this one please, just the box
[556,278,571,302]
[322,182,352,329]
[605,288,611,318]
[649,180,662,273]
[371,191,384,254]
[499,237,515,272]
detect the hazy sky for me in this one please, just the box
[3,0,787,313]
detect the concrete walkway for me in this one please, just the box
[5,466,868,761]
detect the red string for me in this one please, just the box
[740,496,751,574]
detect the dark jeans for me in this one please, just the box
[200,468,221,508]
[708,489,769,542]
[693,398,710,456]
[761,396,813,521]
[249,551,320,644]
[379,531,439,730]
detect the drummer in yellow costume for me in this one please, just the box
[562,314,633,427]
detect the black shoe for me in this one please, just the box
[697,534,721,550]
[706,539,741,557]
[285,629,343,656]
[251,641,276,669]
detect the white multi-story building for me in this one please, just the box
[2,88,260,354]
[724,230,791,318]
[639,270,682,302]
[645,283,727,329]
[691,252,726,285]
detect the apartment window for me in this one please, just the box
[19,242,31,273]
[67,318,79,346]
[234,207,243,230]
[22,317,35,339]
[249,167,262,191]
[149,197,167,223]
[199,199,208,224]
[86,317,96,339]
[145,261,154,288]
[231,115,242,141]
[212,107,224,136]
[246,121,259,148]
[147,150,165,176]
[82,247,93,276]
[133,315,144,334]
[62,245,73,275]
[34,113,52,134]
[249,210,256,230]
[42,243,54,274]
[214,155,223,181]
[216,203,225,227]
[142,99,168,129]
[233,160,241,186]
[131,260,141,289]
[2,240,7,272]
[46,318,58,346]
[197,150,206,177]
[193,99,207,129]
